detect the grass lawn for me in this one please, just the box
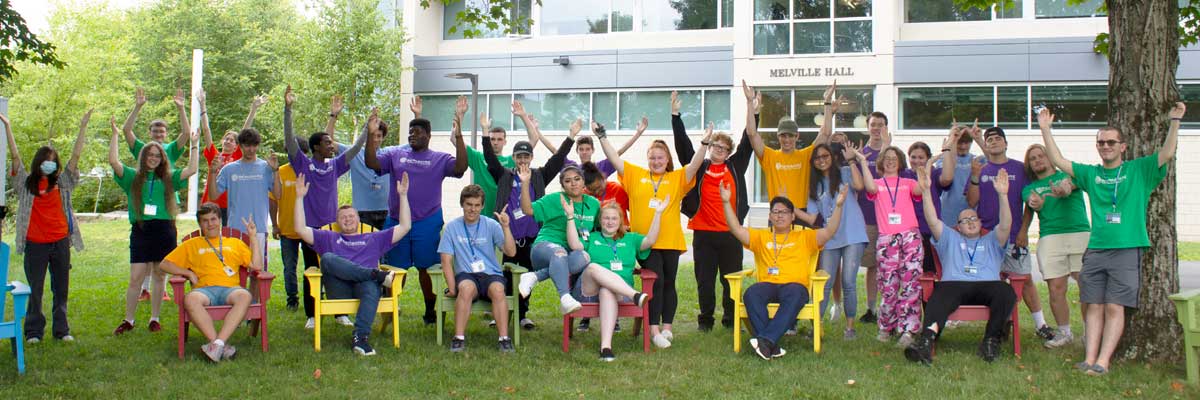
[0,220,1194,398]
[1181,242,1200,262]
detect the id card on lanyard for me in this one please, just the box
[883,177,902,225]
[648,173,665,209]
[144,177,158,216]
[463,220,487,273]
[768,231,789,276]
[963,238,980,275]
[204,235,236,277]
[1105,165,1123,224]
[606,237,623,272]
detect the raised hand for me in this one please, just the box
[480,113,492,132]
[636,116,648,134]
[560,193,574,218]
[754,91,763,114]
[196,89,207,106]
[494,212,510,227]
[1028,191,1044,210]
[135,87,147,106]
[397,171,410,195]
[917,165,932,192]
[835,184,848,206]
[242,216,258,238]
[330,95,344,116]
[409,95,423,116]
[81,108,94,127]
[591,121,605,134]
[517,163,532,183]
[569,118,583,138]
[252,94,268,109]
[822,80,837,104]
[971,156,986,177]
[1171,101,1187,119]
[994,168,1010,195]
[173,88,186,108]
[741,79,755,101]
[1037,107,1055,131]
[654,194,671,213]
[284,85,296,107]
[295,173,310,197]
[702,122,714,143]
[670,91,681,115]
[968,119,983,142]
[845,140,864,162]
[367,108,381,135]
[454,96,468,119]
[190,129,199,144]
[267,152,278,170]
[511,100,526,117]
[719,181,732,202]
[109,116,118,134]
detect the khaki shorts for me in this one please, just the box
[1035,231,1090,280]
[861,224,879,269]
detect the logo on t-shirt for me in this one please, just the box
[1094,175,1127,185]
[764,241,794,250]
[335,237,368,248]
[307,162,335,175]
[198,246,233,255]
[231,173,264,182]
[980,174,1016,184]
[639,177,671,185]
[400,158,433,168]
[774,162,804,171]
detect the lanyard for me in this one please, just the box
[770,230,790,267]
[964,237,979,266]
[882,176,901,208]
[650,173,665,198]
[463,220,481,260]
[1109,164,1124,210]
[605,235,621,263]
[203,235,226,267]
[147,175,156,198]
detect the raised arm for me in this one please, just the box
[364,110,383,171]
[561,194,585,251]
[66,109,92,173]
[494,212,517,257]
[1162,102,1184,167]
[180,129,200,179]
[243,95,267,131]
[617,117,646,155]
[292,174,315,244]
[513,100,556,153]
[966,156,984,207]
[391,172,413,243]
[1036,108,1074,176]
[450,97,469,176]
[122,88,146,148]
[814,81,838,146]
[199,90,213,149]
[640,195,669,251]
[815,186,848,247]
[108,118,125,179]
[172,89,191,148]
[939,125,963,187]
[340,117,368,161]
[517,166,534,217]
[595,122,624,175]
[540,120,579,182]
[482,135,506,182]
[742,80,766,160]
[992,169,1013,246]
[283,86,299,159]
[684,124,713,182]
[851,143,877,194]
[0,113,19,172]
[720,181,750,245]
[326,95,343,136]
[918,167,944,240]
[671,91,696,162]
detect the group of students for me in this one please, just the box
[4,80,1179,371]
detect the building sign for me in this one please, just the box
[768,67,855,78]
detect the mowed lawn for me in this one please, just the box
[0,220,1194,399]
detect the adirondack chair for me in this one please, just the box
[725,249,829,354]
[304,222,405,351]
[429,261,526,348]
[169,228,274,359]
[918,245,1027,356]
[1170,289,1200,385]
[562,268,657,353]
[0,243,31,374]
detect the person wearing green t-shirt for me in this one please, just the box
[566,201,658,361]
[1021,144,1091,349]
[515,165,600,315]
[123,87,192,165]
[1037,103,1181,376]
[108,118,199,336]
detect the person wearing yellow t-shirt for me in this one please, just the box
[722,181,847,360]
[270,137,312,316]
[159,203,265,363]
[599,121,707,349]
[742,80,836,212]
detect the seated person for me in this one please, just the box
[292,173,412,356]
[721,183,847,360]
[904,168,1017,364]
[158,203,264,363]
[438,185,518,353]
[566,201,657,362]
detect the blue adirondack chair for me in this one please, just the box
[0,242,31,374]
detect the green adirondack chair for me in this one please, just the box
[1171,289,1200,385]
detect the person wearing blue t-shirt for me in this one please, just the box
[904,167,1017,365]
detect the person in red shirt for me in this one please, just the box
[583,162,629,227]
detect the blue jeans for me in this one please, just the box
[529,242,590,297]
[320,253,383,337]
[819,243,865,320]
[743,282,810,344]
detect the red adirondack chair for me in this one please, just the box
[169,227,274,359]
[919,242,1027,356]
[562,268,657,353]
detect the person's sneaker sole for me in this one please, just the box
[752,340,772,360]
[904,347,931,365]
[353,347,377,356]
[518,272,538,298]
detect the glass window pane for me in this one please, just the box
[997,86,1029,130]
[542,1,610,35]
[793,21,831,54]
[899,87,994,129]
[704,90,731,131]
[593,92,618,130]
[514,93,591,131]
[905,0,990,22]
[642,0,718,31]
[793,0,830,19]
[755,0,790,21]
[722,0,734,27]
[792,89,826,129]
[1032,85,1108,129]
[444,0,530,39]
[754,23,790,55]
[613,0,635,32]
[619,91,701,131]
[757,90,791,132]
[1036,0,1105,18]
[420,95,474,132]
[834,21,871,53]
[488,94,513,131]
[832,87,875,130]
[836,0,871,18]
[1178,85,1200,129]
[997,0,1022,19]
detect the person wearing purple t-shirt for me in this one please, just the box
[365,97,468,325]
[292,172,411,356]
[854,111,892,324]
[967,127,1052,341]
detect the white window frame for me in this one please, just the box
[751,0,875,58]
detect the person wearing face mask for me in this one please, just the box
[487,102,578,330]
[3,110,89,343]
[967,127,1053,342]
[802,143,867,340]
[673,89,755,333]
[109,116,201,336]
[198,90,262,225]
[600,120,708,349]
[515,167,601,316]
[365,96,469,325]
[849,145,924,347]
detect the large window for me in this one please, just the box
[754,0,872,55]
[899,87,995,129]
[541,1,613,35]
[898,84,1114,130]
[539,0,729,36]
[1031,85,1108,129]
[907,0,1107,23]
[1036,0,1104,18]
[443,0,532,40]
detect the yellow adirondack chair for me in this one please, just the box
[1170,289,1200,385]
[725,249,828,354]
[304,222,405,351]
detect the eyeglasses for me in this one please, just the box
[710,144,731,153]
[814,154,832,161]
[770,209,792,215]
[957,216,980,225]
[1096,139,1124,147]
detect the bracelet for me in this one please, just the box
[330,113,338,118]
[942,148,951,152]
[970,178,980,185]
[823,102,832,106]
[701,141,711,146]
[1171,117,1183,121]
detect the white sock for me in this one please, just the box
[1059,325,1072,336]
[125,319,135,325]
[454,335,465,340]
[498,336,509,341]
[150,317,160,323]
[213,339,225,347]
[1032,311,1047,328]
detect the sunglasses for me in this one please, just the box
[1096,139,1124,147]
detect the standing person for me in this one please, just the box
[967,127,1053,341]
[198,90,264,224]
[567,202,657,361]
[599,121,707,348]
[365,96,468,324]
[803,143,867,339]
[452,97,540,218]
[532,114,644,176]
[936,120,980,225]
[1022,143,1090,348]
[514,167,600,315]
[272,137,311,313]
[3,110,88,343]
[582,162,630,226]
[903,141,946,275]
[439,185,518,353]
[742,80,834,210]
[673,89,754,332]
[1037,104,1180,375]
[850,144,924,346]
[724,182,847,360]
[487,103,577,329]
[340,97,406,231]
[854,109,893,324]
[207,126,276,266]
[109,118,200,335]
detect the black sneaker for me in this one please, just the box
[520,318,536,330]
[977,336,1001,362]
[904,330,935,365]
[698,322,713,332]
[286,297,299,311]
[633,292,648,307]
[498,337,515,353]
[859,310,878,324]
[352,335,376,356]
[614,322,622,333]
[721,318,734,329]
[599,347,615,362]
[1036,325,1057,341]
[450,337,466,352]
[750,337,775,360]
[423,312,437,326]
[577,318,591,332]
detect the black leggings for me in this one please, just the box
[640,249,681,326]
[922,280,1017,339]
[692,230,743,325]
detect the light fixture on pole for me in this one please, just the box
[445,72,480,149]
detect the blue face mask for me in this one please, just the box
[40,160,58,175]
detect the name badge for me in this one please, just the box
[371,183,382,191]
[610,261,623,272]
[1106,212,1122,224]
[964,264,978,275]
[648,198,662,210]
[144,204,158,216]
[224,266,236,277]
[767,266,780,276]
[470,260,486,273]
[512,209,526,220]
[887,213,902,225]
[580,231,590,241]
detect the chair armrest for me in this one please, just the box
[1005,273,1029,298]
[169,276,188,306]
[724,269,755,303]
[379,264,407,273]
[1170,289,1200,332]
[635,268,657,297]
[809,271,829,303]
[427,264,447,294]
[251,270,275,302]
[503,262,528,274]
[1169,289,1200,302]
[9,281,30,320]
[918,273,936,301]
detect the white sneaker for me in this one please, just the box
[1044,331,1075,349]
[559,294,582,314]
[518,272,538,298]
[896,332,915,348]
[652,334,672,349]
[59,335,75,342]
[26,337,40,344]
[335,316,353,326]
[876,331,892,343]
[827,303,840,321]
[305,318,316,329]
[661,330,674,341]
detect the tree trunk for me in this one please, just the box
[1107,0,1183,363]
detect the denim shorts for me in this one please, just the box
[192,286,243,306]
